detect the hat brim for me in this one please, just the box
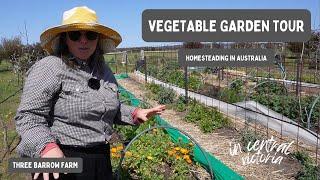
[40,23,122,54]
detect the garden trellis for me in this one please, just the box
[105,37,320,166]
[1,33,320,178]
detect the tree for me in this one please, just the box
[231,42,253,49]
[183,42,203,49]
[11,42,47,74]
[0,36,48,74]
[0,44,4,64]
[287,31,320,55]
[1,36,23,60]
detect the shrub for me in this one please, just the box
[291,151,320,180]
[146,82,161,95]
[157,86,176,105]
[188,74,203,90]
[174,95,187,112]
[254,80,287,95]
[230,79,244,92]
[240,129,261,152]
[292,151,312,166]
[217,79,245,103]
[198,107,229,133]
[185,101,204,123]
[219,89,244,103]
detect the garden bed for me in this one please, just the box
[139,60,320,133]
[116,74,304,180]
[111,80,243,179]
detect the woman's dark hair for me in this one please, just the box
[53,32,105,79]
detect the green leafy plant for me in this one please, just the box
[292,151,312,166]
[112,119,196,179]
[239,128,261,152]
[251,94,320,129]
[209,79,245,104]
[146,82,161,94]
[144,62,203,92]
[230,79,244,92]
[185,101,204,123]
[174,95,187,112]
[157,86,176,105]
[291,151,320,180]
[185,100,230,133]
[219,89,244,104]
[112,91,201,179]
[189,76,202,90]
[254,80,287,95]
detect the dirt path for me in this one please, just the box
[117,74,301,180]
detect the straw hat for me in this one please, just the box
[40,6,122,54]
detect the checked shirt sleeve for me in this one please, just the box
[114,104,138,125]
[15,57,61,157]
[102,63,138,126]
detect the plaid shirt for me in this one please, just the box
[15,56,136,157]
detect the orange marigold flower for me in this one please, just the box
[147,156,153,160]
[168,150,174,156]
[125,151,132,157]
[180,148,189,154]
[116,145,124,151]
[111,148,117,153]
[183,155,190,160]
[175,147,180,151]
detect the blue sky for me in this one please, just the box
[0,0,319,48]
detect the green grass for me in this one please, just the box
[0,64,25,180]
[0,70,22,124]
[0,60,12,72]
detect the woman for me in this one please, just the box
[14,6,165,180]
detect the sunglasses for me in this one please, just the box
[67,31,99,41]
[88,78,100,90]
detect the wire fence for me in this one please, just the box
[0,39,319,178]
[106,40,320,165]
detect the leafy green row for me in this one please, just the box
[145,82,230,133]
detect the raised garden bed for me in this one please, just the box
[110,82,243,180]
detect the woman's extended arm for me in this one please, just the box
[102,62,165,125]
